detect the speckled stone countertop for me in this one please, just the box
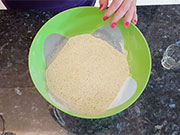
[0,6,180,135]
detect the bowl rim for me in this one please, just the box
[28,6,152,119]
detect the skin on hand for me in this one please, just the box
[99,0,138,28]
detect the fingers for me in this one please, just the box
[99,0,109,11]
[131,7,138,24]
[103,0,124,18]
[123,0,136,28]
[110,0,134,28]
[101,0,137,28]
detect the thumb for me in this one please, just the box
[99,0,108,11]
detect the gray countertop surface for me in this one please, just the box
[0,6,180,135]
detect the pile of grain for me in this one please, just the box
[46,34,129,116]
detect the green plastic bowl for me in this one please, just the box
[29,7,151,119]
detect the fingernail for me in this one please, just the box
[110,22,116,28]
[99,4,103,11]
[133,20,137,24]
[103,16,108,21]
[124,22,130,28]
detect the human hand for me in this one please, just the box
[99,0,137,28]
